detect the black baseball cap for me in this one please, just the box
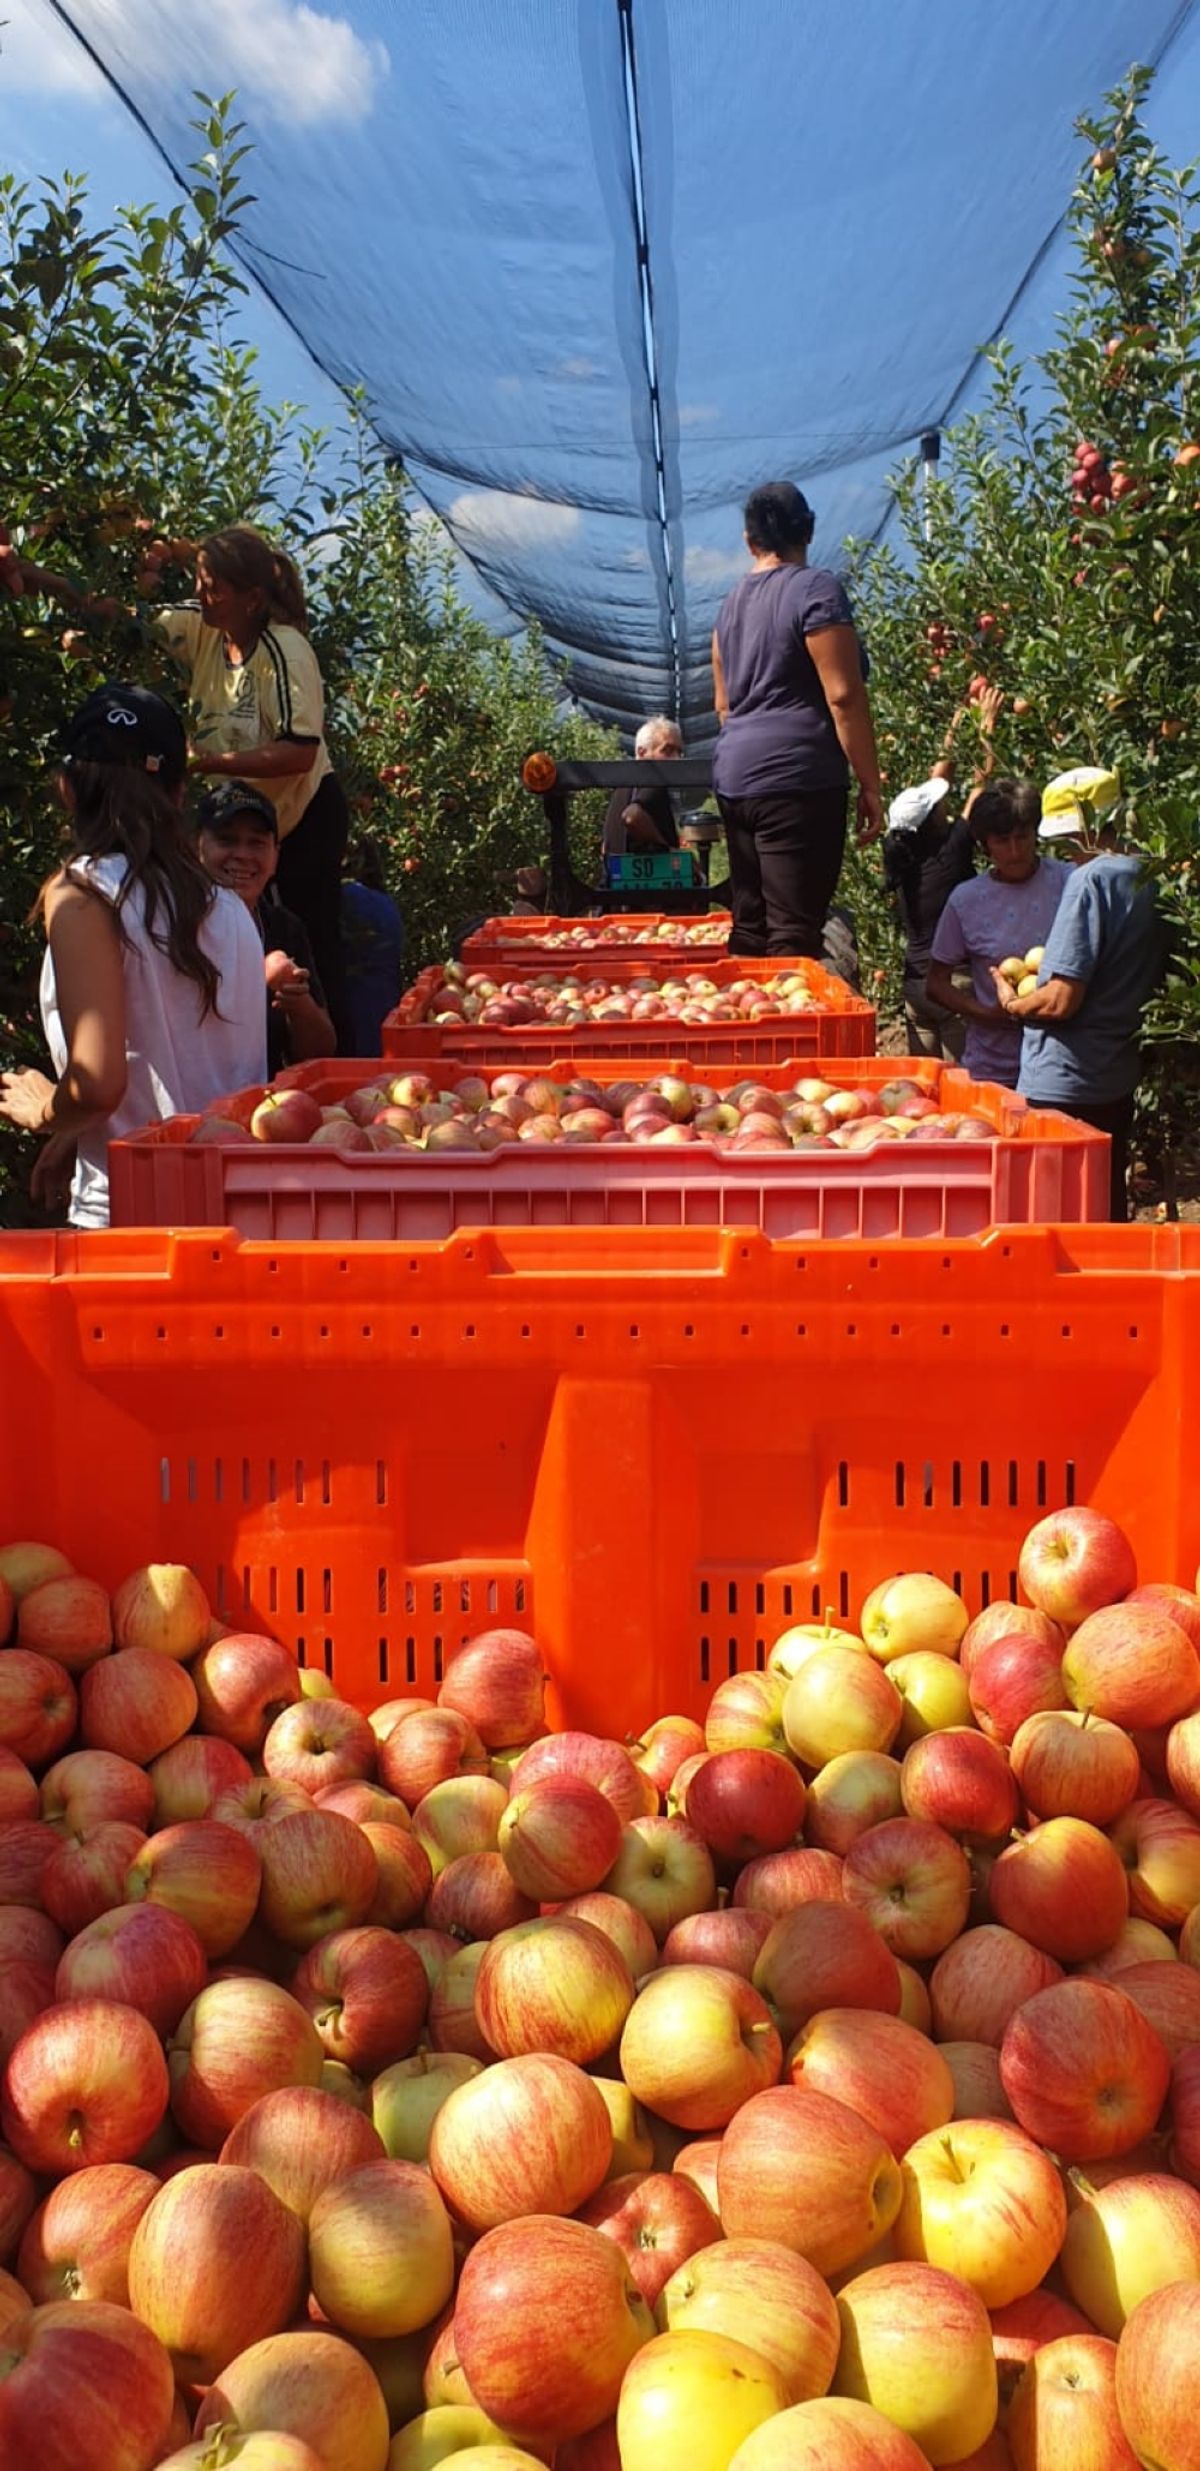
[195,779,280,839]
[64,683,187,784]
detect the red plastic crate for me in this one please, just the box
[383,955,875,1064]
[0,1222,1195,1734]
[459,913,733,967]
[108,1058,1108,1242]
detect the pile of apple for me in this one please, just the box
[2,1512,1200,2470]
[199,1073,998,1158]
[415,962,822,1032]
[473,920,731,952]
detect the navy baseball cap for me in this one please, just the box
[64,683,187,784]
[196,779,280,838]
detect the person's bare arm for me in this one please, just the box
[712,630,729,727]
[0,879,128,1204]
[992,969,1086,1023]
[190,741,319,782]
[806,624,884,844]
[268,965,337,1059]
[926,959,1008,1028]
[620,801,671,851]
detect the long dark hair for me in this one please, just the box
[202,524,309,632]
[50,761,223,1015]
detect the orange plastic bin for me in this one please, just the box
[383,955,875,1064]
[0,1223,1195,1737]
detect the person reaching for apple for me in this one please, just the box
[883,690,1004,1061]
[925,780,1073,1088]
[194,781,336,1074]
[0,685,265,1226]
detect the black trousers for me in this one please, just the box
[275,773,351,1051]
[717,787,848,959]
[1025,1090,1135,1221]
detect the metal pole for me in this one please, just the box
[919,429,941,544]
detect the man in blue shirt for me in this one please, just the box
[992,776,1167,1220]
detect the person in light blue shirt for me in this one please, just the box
[926,781,1072,1087]
[992,797,1167,1220]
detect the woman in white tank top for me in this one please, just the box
[0,683,266,1227]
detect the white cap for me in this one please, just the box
[886,777,951,837]
[1040,766,1121,839]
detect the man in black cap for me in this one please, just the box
[194,780,336,1072]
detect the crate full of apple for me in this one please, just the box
[107,1064,1108,1243]
[0,1507,1198,2469]
[381,957,876,1063]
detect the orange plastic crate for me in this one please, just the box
[108,1057,1108,1241]
[459,913,733,966]
[384,956,875,1064]
[0,1223,1195,1735]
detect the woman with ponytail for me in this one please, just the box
[0,685,266,1227]
[711,481,885,958]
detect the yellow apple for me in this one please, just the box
[388,2406,512,2471]
[886,1652,973,1746]
[617,2329,789,2471]
[298,1669,338,1700]
[1060,2167,1200,2335]
[834,2260,998,2464]
[1024,946,1046,971]
[894,2119,1067,2307]
[767,1623,867,1681]
[860,1575,969,1664]
[592,2076,656,2179]
[998,957,1027,986]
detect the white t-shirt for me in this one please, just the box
[40,852,268,1228]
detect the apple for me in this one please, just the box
[989,1815,1128,1961]
[193,2327,391,2471]
[157,2438,326,2470]
[833,2261,998,2465]
[989,2288,1094,2411]
[1011,1707,1140,1825]
[617,2328,789,2471]
[576,2170,719,2306]
[599,1815,716,1943]
[291,1925,428,2074]
[684,1749,806,1866]
[0,2297,175,2471]
[783,1651,902,1765]
[841,1817,971,1959]
[168,1976,324,2147]
[262,1697,376,1793]
[128,2163,306,2382]
[0,1958,53,2066]
[0,1750,36,1824]
[721,2397,934,2471]
[968,1632,1070,1744]
[733,1845,845,1913]
[999,1979,1170,2161]
[40,1749,154,1835]
[428,2052,613,2229]
[718,2083,902,2277]
[413,1775,507,1876]
[428,1942,495,2062]
[255,1807,378,1949]
[320,1779,412,1827]
[1110,1957,1200,2059]
[249,1088,324,1142]
[929,1925,1063,2047]
[753,1899,900,2036]
[125,1817,262,1956]
[619,1963,781,2130]
[427,1848,536,1941]
[508,1732,646,1825]
[660,1906,772,1976]
[1060,2167,1200,2338]
[659,2235,839,2405]
[220,2083,383,2219]
[672,2137,720,2210]
[0,1819,58,1905]
[40,1820,149,1935]
[939,2040,1012,2121]
[2,1998,169,2173]
[1018,1509,1137,1628]
[1115,2279,1200,2470]
[0,2144,37,2265]
[308,2157,454,2339]
[960,1602,1064,1683]
[110,1562,209,1660]
[16,1575,112,1673]
[80,1646,196,1764]
[1165,1708,1200,1817]
[1008,2333,1135,2471]
[1080,1917,1178,1978]
[1127,1579,1200,1650]
[457,2215,655,2445]
[16,2161,158,2305]
[1111,1793,1200,1924]
[630,1715,706,1798]
[438,1627,546,1748]
[149,1732,254,1824]
[1063,1603,1200,1728]
[498,1778,622,1899]
[0,1906,62,1967]
[860,1573,968,1662]
[797,1753,900,1858]
[191,1633,303,1750]
[370,2050,481,2165]
[767,1621,867,1680]
[556,1889,659,1979]
[0,1651,77,1767]
[786,2006,954,2157]
[704,1670,789,1755]
[0,1542,72,1602]
[360,1821,433,1928]
[379,1709,490,1806]
[887,1650,973,1744]
[895,2118,1067,2307]
[476,1914,634,2065]
[901,1729,1019,1841]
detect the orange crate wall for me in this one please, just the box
[0,1226,1195,1734]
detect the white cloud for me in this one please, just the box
[4,0,388,124]
[685,544,746,587]
[556,356,599,382]
[620,545,651,570]
[446,488,581,556]
[677,403,717,428]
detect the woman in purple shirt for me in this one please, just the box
[711,482,885,956]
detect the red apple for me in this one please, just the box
[498,1777,622,1899]
[128,2163,306,2381]
[734,1846,845,1913]
[359,1821,433,1928]
[0,1652,77,1768]
[841,1817,971,1958]
[684,1748,806,1866]
[576,2170,719,2306]
[0,1906,62,1967]
[803,1751,903,1854]
[787,2006,954,2157]
[630,1715,706,1799]
[16,2162,159,2305]
[263,1697,377,1795]
[990,2289,1093,2409]
[427,1942,495,2063]
[968,1633,1069,1745]
[80,1647,197,1764]
[556,1889,659,1979]
[753,1898,900,2037]
[657,2234,839,2404]
[507,1731,646,1824]
[256,1808,378,1949]
[1115,2278,1200,2467]
[619,1963,781,2130]
[1080,1916,1177,1978]
[149,1732,254,1825]
[426,1848,536,1941]
[17,1575,112,1673]
[715,2397,934,2470]
[378,1709,489,1807]
[168,1976,324,2147]
[0,2297,175,2471]
[1111,1793,1200,1924]
[1018,1510,1137,1629]
[1007,2332,1133,2471]
[111,1562,209,1660]
[41,1820,148,1934]
[0,1750,36,1825]
[960,1602,1064,1683]
[212,1776,312,1844]
[2,1998,169,2172]
[0,1542,72,1603]
[125,1818,261,1957]
[661,1906,772,1976]
[1064,1604,1200,1728]
[0,1819,58,1906]
[999,1979,1170,2161]
[476,1914,634,2065]
[438,1627,546,1749]
[291,1926,428,2074]
[1011,1707,1140,1826]
[428,2053,613,2229]
[940,2040,1013,2121]
[930,1925,1063,2047]
[1111,1957,1200,2060]
[1127,1580,1200,1649]
[0,2143,37,2265]
[220,2083,383,2220]
[719,2083,902,2277]
[0,1961,54,2066]
[40,1749,154,1836]
[454,2214,654,2444]
[901,1730,1018,1841]
[989,1817,1129,1962]
[193,2327,391,2471]
[55,1900,208,2035]
[191,1632,303,1750]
